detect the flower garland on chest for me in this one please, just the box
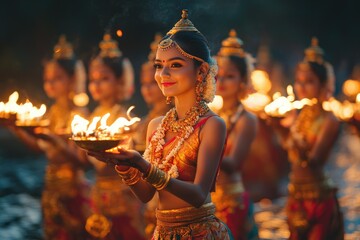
[143,101,210,178]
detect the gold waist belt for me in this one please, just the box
[288,179,335,200]
[156,202,215,227]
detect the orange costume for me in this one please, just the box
[148,116,231,239]
[42,104,90,240]
[284,38,343,240]
[285,105,343,240]
[41,36,90,240]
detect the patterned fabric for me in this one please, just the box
[285,105,344,239]
[152,203,232,240]
[286,191,344,240]
[41,102,90,240]
[160,116,215,184]
[42,163,90,240]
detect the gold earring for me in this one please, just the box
[166,96,172,105]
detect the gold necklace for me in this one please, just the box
[143,101,210,177]
[163,101,210,133]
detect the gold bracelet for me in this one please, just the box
[114,165,141,186]
[143,164,171,190]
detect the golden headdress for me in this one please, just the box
[158,9,218,103]
[217,29,255,86]
[300,37,335,96]
[53,35,74,59]
[51,35,88,106]
[158,9,205,63]
[217,29,245,57]
[98,33,122,58]
[166,9,200,35]
[92,32,134,101]
[304,37,324,64]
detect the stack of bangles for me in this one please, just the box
[114,164,171,190]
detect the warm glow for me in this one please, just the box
[264,85,317,117]
[71,106,140,140]
[0,91,20,118]
[356,93,360,103]
[116,29,123,37]
[16,100,47,125]
[73,93,89,107]
[286,85,295,102]
[322,97,358,121]
[251,70,272,94]
[208,95,223,112]
[242,93,271,113]
[342,79,360,98]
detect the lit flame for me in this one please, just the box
[250,70,272,94]
[264,85,317,117]
[208,95,223,112]
[0,91,20,118]
[16,100,47,125]
[342,79,360,98]
[71,106,141,140]
[322,97,358,121]
[356,93,360,104]
[242,70,272,115]
[242,93,271,113]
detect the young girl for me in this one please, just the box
[12,35,90,240]
[213,30,259,240]
[273,38,343,240]
[88,10,232,239]
[86,33,145,240]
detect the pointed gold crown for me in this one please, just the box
[304,37,324,63]
[53,35,74,59]
[217,29,245,57]
[148,33,163,61]
[99,33,122,58]
[167,9,200,35]
[158,9,205,63]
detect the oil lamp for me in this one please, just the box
[71,106,140,151]
[242,70,272,117]
[264,86,317,118]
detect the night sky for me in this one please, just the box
[1,0,359,115]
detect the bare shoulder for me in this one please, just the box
[201,115,226,133]
[237,110,258,129]
[147,116,164,133]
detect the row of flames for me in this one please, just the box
[71,106,141,140]
[322,94,360,121]
[0,91,47,125]
[209,70,360,121]
[0,91,140,140]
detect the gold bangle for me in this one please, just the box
[114,165,141,186]
[143,164,171,190]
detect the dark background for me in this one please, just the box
[1,0,360,115]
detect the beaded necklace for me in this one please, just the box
[143,101,209,177]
